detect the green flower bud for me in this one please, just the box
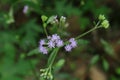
[41,15,48,22]
[60,16,66,23]
[99,14,105,20]
[50,75,53,80]
[101,20,109,29]
[40,69,45,72]
[40,73,44,76]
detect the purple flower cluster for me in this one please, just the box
[39,34,77,54]
[39,34,63,54]
[65,38,77,52]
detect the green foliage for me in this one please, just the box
[102,58,109,71]
[54,59,65,73]
[47,48,59,67]
[101,39,115,56]
[90,55,99,65]
[55,1,80,16]
[0,0,118,80]
[115,67,120,75]
[4,7,14,24]
[27,48,39,56]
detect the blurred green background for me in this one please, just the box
[0,0,120,80]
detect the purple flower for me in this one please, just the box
[47,36,51,40]
[65,44,72,52]
[23,5,29,14]
[39,39,45,46]
[56,39,64,47]
[69,38,77,48]
[51,34,60,41]
[39,46,48,54]
[48,40,55,48]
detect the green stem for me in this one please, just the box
[76,27,97,39]
[47,48,59,67]
[76,21,101,39]
[44,27,48,36]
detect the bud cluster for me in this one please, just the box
[40,68,53,80]
[99,14,109,29]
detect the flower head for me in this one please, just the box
[69,38,77,48]
[48,40,55,48]
[39,39,45,46]
[56,39,64,47]
[39,46,48,54]
[51,34,60,41]
[65,44,72,52]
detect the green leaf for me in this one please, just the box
[102,59,109,71]
[27,48,39,56]
[101,39,115,56]
[54,59,65,72]
[90,55,99,65]
[4,7,14,24]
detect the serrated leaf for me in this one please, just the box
[102,59,109,71]
[90,55,99,65]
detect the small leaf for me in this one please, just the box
[54,59,65,72]
[90,55,99,65]
[102,59,109,71]
[5,7,14,24]
[41,15,48,22]
[101,39,115,56]
[27,48,39,56]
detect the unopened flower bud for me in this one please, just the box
[101,20,109,29]
[99,14,105,20]
[60,16,66,23]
